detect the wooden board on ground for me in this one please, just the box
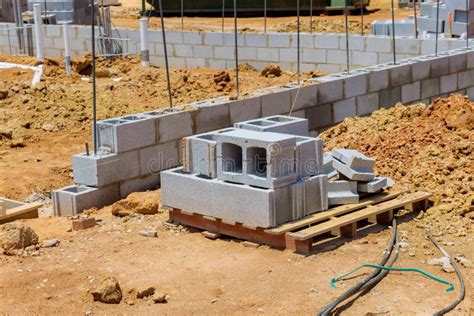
[168,191,432,255]
[0,198,42,225]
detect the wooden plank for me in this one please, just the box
[0,202,42,225]
[340,223,357,237]
[265,191,406,235]
[288,192,432,241]
[202,231,221,239]
[376,209,394,225]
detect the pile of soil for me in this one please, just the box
[321,94,473,234]
[273,18,370,34]
[0,54,318,149]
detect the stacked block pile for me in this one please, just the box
[161,116,392,229]
[418,0,474,37]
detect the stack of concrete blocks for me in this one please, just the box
[162,115,329,228]
[418,0,474,37]
[327,149,392,206]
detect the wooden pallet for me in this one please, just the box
[0,198,42,225]
[168,191,432,255]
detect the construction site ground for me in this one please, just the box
[0,31,473,316]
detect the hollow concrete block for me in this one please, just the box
[357,177,388,193]
[332,149,376,171]
[139,140,180,176]
[97,115,156,153]
[260,87,292,117]
[317,77,344,104]
[72,151,140,187]
[149,109,194,144]
[294,137,324,178]
[52,184,120,216]
[234,115,308,136]
[328,180,359,205]
[323,154,337,178]
[343,72,368,98]
[368,67,389,92]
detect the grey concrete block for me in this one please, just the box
[458,69,474,89]
[306,103,333,130]
[344,72,368,98]
[317,77,344,104]
[148,109,194,144]
[323,154,337,178]
[440,73,458,94]
[235,115,308,136]
[401,81,421,104]
[431,54,450,77]
[389,63,412,86]
[368,67,389,92]
[379,86,401,108]
[295,174,329,218]
[52,184,120,216]
[357,92,379,116]
[294,137,324,178]
[139,140,180,176]
[449,52,468,73]
[229,97,262,125]
[290,84,318,111]
[194,100,230,134]
[333,98,357,123]
[332,149,375,171]
[119,174,161,198]
[260,87,292,116]
[421,77,441,99]
[328,180,359,205]
[357,176,388,193]
[216,129,298,189]
[411,58,431,81]
[72,151,140,187]
[97,115,156,153]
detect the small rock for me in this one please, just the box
[152,292,168,304]
[42,239,60,248]
[428,256,454,273]
[408,252,416,257]
[90,277,122,304]
[137,286,155,299]
[42,123,55,132]
[139,229,157,238]
[399,242,410,249]
[455,255,472,267]
[0,222,39,255]
[0,89,8,99]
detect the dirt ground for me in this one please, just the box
[0,93,472,314]
[110,0,413,34]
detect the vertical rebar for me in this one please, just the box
[435,0,440,56]
[391,0,397,64]
[234,0,239,98]
[344,4,350,74]
[413,0,418,38]
[297,0,300,84]
[264,0,267,33]
[222,0,225,32]
[466,0,470,49]
[360,0,364,35]
[181,0,184,31]
[310,0,313,33]
[91,1,97,155]
[159,0,173,108]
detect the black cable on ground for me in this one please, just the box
[317,218,398,316]
[428,234,465,316]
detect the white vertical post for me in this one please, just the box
[139,17,150,67]
[33,4,44,61]
[63,23,72,75]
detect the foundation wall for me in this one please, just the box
[0,22,472,73]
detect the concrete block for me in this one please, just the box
[302,48,327,63]
[328,180,359,205]
[379,86,401,108]
[174,44,194,57]
[148,110,193,144]
[467,86,474,99]
[314,34,339,49]
[401,81,421,104]
[216,129,298,189]
[289,84,318,111]
[204,32,223,45]
[119,173,161,198]
[52,184,120,216]
[73,151,140,187]
[268,33,290,47]
[194,101,230,134]
[323,154,337,178]
[389,63,412,86]
[411,58,431,81]
[290,34,314,48]
[344,73,368,98]
[368,67,389,92]
[431,54,450,77]
[139,140,180,176]
[245,33,267,47]
[229,97,262,125]
[235,115,308,136]
[182,31,203,45]
[397,38,420,54]
[186,58,206,68]
[333,98,356,123]
[318,77,344,103]
[223,33,245,46]
[279,48,297,62]
[294,137,324,178]
[298,174,329,217]
[97,115,156,153]
[332,149,375,171]
[165,32,183,44]
[357,177,388,193]
[326,49,351,65]
[357,92,379,116]
[421,78,440,99]
[351,51,378,67]
[366,37,392,53]
[458,69,474,89]
[449,52,467,73]
[193,45,214,58]
[306,103,333,130]
[340,35,366,51]
[440,73,458,94]
[215,46,235,59]
[257,47,279,62]
[239,47,257,60]
[467,49,474,69]
[260,88,292,116]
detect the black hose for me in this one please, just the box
[428,235,465,316]
[317,218,398,316]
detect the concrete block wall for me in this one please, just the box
[52,47,474,216]
[1,22,472,73]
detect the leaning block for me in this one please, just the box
[357,176,388,193]
[294,137,324,178]
[332,149,375,170]
[97,115,156,153]
[234,115,308,136]
[216,129,298,189]
[323,154,337,178]
[72,151,140,187]
[332,158,375,181]
[328,180,359,205]
[298,174,328,217]
[52,184,120,216]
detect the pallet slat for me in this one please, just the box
[265,191,406,235]
[288,192,432,241]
